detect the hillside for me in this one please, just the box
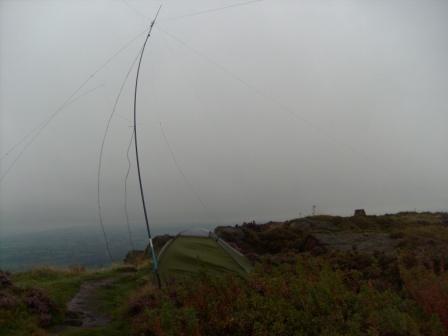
[1,212,448,335]
[215,211,448,256]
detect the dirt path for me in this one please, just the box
[67,277,115,327]
[50,277,118,334]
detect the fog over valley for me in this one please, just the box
[1,0,447,238]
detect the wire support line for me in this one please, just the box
[0,29,147,163]
[133,5,162,275]
[120,0,149,21]
[0,84,104,184]
[120,0,264,23]
[156,26,370,161]
[96,46,144,263]
[124,129,136,251]
[154,33,223,225]
[161,0,264,22]
[159,122,222,226]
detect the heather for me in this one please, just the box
[2,212,448,335]
[127,255,444,336]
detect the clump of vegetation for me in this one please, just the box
[3,212,448,335]
[398,248,448,331]
[0,270,59,335]
[1,264,152,335]
[127,256,444,336]
[216,212,448,256]
[81,211,448,336]
[11,266,88,308]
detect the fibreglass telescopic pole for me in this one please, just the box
[133,5,162,287]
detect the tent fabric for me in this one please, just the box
[158,234,252,282]
[217,239,252,274]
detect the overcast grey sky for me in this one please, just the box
[1,0,447,236]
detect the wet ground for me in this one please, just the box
[49,277,118,335]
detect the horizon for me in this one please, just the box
[2,209,447,271]
[3,206,447,238]
[1,0,447,249]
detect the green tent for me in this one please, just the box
[157,229,252,282]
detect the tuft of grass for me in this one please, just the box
[2,264,151,336]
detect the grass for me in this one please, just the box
[56,265,153,336]
[11,265,131,307]
[3,212,448,335]
[2,263,153,336]
[0,305,47,336]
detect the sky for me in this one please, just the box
[1,0,447,237]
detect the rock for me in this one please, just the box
[354,209,367,216]
[313,231,396,255]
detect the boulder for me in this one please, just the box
[354,209,367,217]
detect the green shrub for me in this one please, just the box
[128,257,443,335]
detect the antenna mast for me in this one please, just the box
[133,6,162,279]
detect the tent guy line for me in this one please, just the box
[96,37,146,262]
[0,30,148,171]
[124,129,136,251]
[154,25,400,186]
[120,0,264,24]
[160,0,264,22]
[0,84,105,184]
[1,0,266,183]
[0,81,107,164]
[159,122,223,227]
[155,26,375,164]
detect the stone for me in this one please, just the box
[354,209,367,216]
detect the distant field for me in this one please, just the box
[0,224,208,271]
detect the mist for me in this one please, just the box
[1,0,447,237]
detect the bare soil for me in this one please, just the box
[50,277,117,334]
